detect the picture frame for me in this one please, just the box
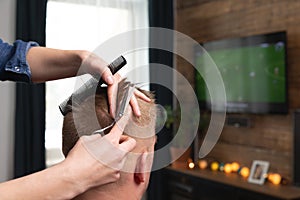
[248,160,270,185]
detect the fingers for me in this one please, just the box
[107,74,151,118]
[130,95,141,117]
[114,73,122,81]
[119,134,129,143]
[81,134,126,171]
[106,112,131,140]
[107,73,122,117]
[130,89,152,117]
[118,135,136,152]
[134,89,151,102]
[107,80,118,118]
[105,123,124,143]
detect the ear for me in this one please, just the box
[134,152,148,184]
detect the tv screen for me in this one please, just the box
[195,31,288,114]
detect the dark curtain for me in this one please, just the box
[148,0,174,199]
[14,0,47,178]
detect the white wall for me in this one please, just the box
[0,0,16,182]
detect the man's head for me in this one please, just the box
[62,85,156,200]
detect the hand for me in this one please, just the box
[0,122,135,200]
[61,122,136,192]
[107,73,151,118]
[79,51,114,85]
[79,52,150,117]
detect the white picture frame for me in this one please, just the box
[248,160,270,185]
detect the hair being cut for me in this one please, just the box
[62,85,156,157]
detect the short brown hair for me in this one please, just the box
[62,86,156,157]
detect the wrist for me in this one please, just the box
[56,160,88,198]
[75,50,97,75]
[76,50,90,64]
[69,50,89,73]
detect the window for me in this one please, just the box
[45,0,149,167]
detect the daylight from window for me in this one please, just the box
[45,0,148,167]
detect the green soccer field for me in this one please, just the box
[195,44,286,103]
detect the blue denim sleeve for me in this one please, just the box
[0,38,39,83]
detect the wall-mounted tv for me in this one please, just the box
[195,31,288,114]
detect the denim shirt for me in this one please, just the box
[0,38,39,83]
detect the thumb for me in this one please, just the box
[102,68,114,85]
[119,136,136,153]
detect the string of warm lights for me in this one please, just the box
[186,158,288,185]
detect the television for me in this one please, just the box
[194,31,288,114]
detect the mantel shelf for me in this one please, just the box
[167,166,300,200]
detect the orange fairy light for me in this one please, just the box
[224,163,232,174]
[211,161,219,171]
[198,159,208,170]
[240,167,250,178]
[231,162,240,172]
[268,173,282,185]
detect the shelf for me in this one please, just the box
[167,166,300,200]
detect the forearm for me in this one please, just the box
[27,47,89,83]
[0,162,84,200]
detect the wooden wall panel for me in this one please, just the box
[175,0,300,180]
